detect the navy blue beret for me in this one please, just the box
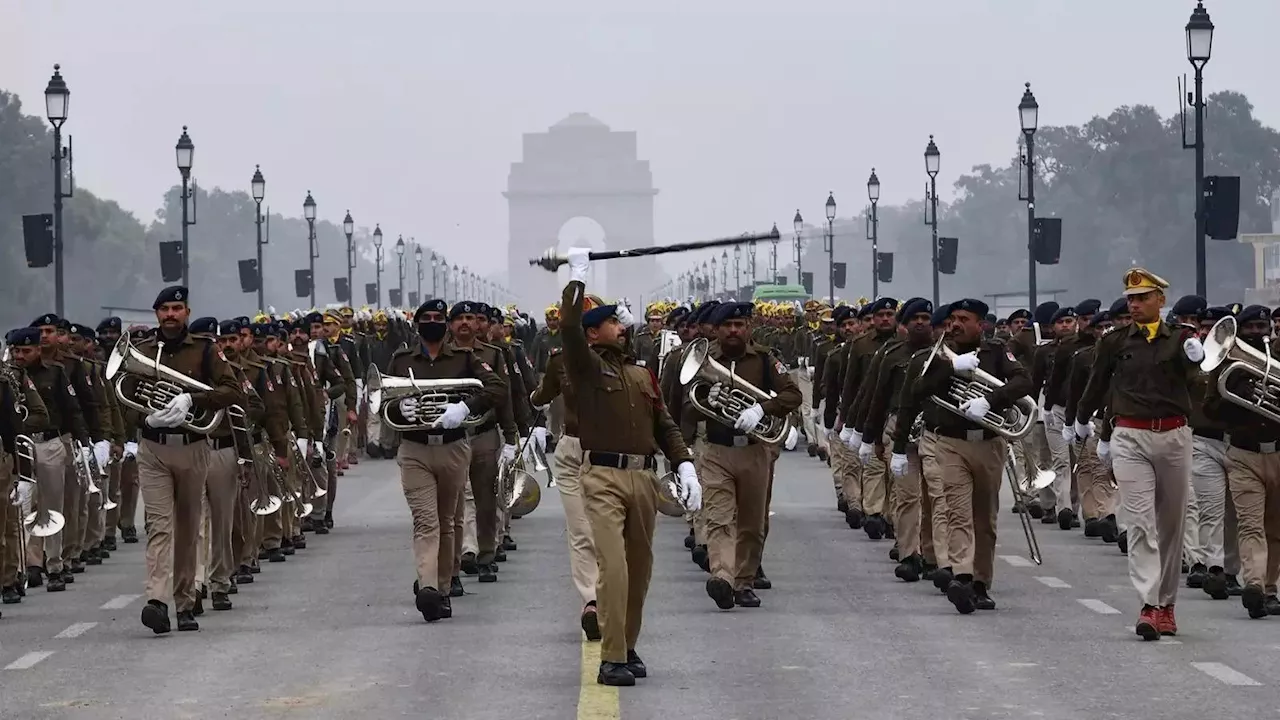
[666,306,690,325]
[856,304,875,319]
[190,317,219,336]
[97,317,122,333]
[1032,302,1059,326]
[711,302,753,326]
[1050,307,1078,323]
[249,323,273,338]
[693,301,721,325]
[1171,294,1208,318]
[218,319,243,336]
[68,323,95,340]
[1108,297,1129,316]
[303,312,324,326]
[415,299,449,322]
[949,298,990,320]
[1074,299,1102,316]
[1008,309,1032,322]
[1238,305,1270,325]
[1202,306,1231,322]
[153,285,189,310]
[930,305,951,328]
[234,316,251,328]
[55,318,71,332]
[1089,311,1111,327]
[898,297,933,323]
[30,313,60,328]
[5,328,39,346]
[449,301,481,320]
[984,313,997,324]
[833,306,854,325]
[488,306,503,321]
[866,297,899,315]
[582,304,618,329]
[476,303,492,318]
[1272,306,1280,319]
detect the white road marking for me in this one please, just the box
[1035,576,1071,589]
[54,622,98,639]
[999,554,1035,568]
[1077,599,1121,615]
[1191,662,1260,686]
[100,594,141,610]
[5,651,54,670]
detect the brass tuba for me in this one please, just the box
[501,438,545,518]
[367,367,491,432]
[1201,316,1280,424]
[105,334,225,434]
[918,335,1037,441]
[653,471,688,517]
[678,338,790,444]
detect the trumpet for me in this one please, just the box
[367,367,491,432]
[70,438,101,495]
[105,334,225,434]
[1201,316,1280,424]
[918,336,1037,441]
[678,338,790,444]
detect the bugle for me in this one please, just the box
[529,227,782,271]
[918,335,1037,441]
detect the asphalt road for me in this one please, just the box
[2,449,1278,720]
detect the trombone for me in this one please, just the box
[1005,453,1054,566]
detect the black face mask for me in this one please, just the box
[419,321,447,343]
[1241,332,1267,350]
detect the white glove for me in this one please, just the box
[784,426,799,451]
[123,441,139,459]
[675,461,703,513]
[1184,337,1205,363]
[960,396,991,421]
[93,440,110,468]
[890,452,909,478]
[1061,422,1076,445]
[616,305,635,328]
[432,401,470,430]
[839,427,854,444]
[355,379,364,398]
[810,408,821,422]
[1097,439,1111,465]
[501,443,517,462]
[805,366,815,380]
[315,441,326,457]
[165,392,194,417]
[858,441,875,464]
[295,437,309,457]
[846,428,862,450]
[145,406,184,428]
[951,352,980,373]
[734,403,765,433]
[1072,420,1093,442]
[567,247,591,284]
[399,396,420,422]
[531,427,549,452]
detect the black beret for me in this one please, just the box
[488,306,503,321]
[449,301,481,320]
[1171,294,1208,318]
[234,316,251,328]
[190,317,219,336]
[250,323,273,339]
[5,328,39,347]
[153,285,189,309]
[218,319,243,336]
[949,298,990,319]
[476,303,492,317]
[1050,307,1078,323]
[984,313,997,324]
[1089,311,1111,327]
[1074,299,1102,316]
[414,299,448,323]
[1032,302,1059,326]
[55,318,71,332]
[693,301,721,325]
[930,305,951,328]
[1238,305,1270,325]
[68,323,95,340]
[711,302,753,326]
[832,306,854,325]
[303,312,324,326]
[866,297,899,315]
[995,318,1009,326]
[1108,297,1130,316]
[856,304,875,319]
[97,317,122,333]
[1202,306,1232,322]
[1272,306,1280,319]
[898,298,933,323]
[1008,309,1031,322]
[582,304,618,329]
[666,306,690,325]
[30,313,60,328]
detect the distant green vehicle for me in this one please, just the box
[752,284,810,304]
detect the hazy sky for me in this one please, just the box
[3,0,1276,293]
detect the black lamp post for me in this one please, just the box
[431,252,439,298]
[373,225,383,308]
[1019,83,1040,307]
[251,166,266,310]
[867,169,881,299]
[924,136,941,306]
[452,265,460,300]
[344,210,355,306]
[792,210,803,289]
[733,244,742,298]
[303,191,317,306]
[747,239,758,287]
[770,223,779,284]
[710,255,718,297]
[395,235,406,303]
[415,244,423,302]
[44,65,71,317]
[1184,1,1214,296]
[824,192,837,306]
[176,126,196,286]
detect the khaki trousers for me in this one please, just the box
[1225,446,1280,592]
[366,400,399,451]
[919,431,950,567]
[203,447,240,593]
[794,371,816,445]
[457,428,500,566]
[1078,436,1118,521]
[861,438,890,517]
[139,438,210,613]
[833,431,862,509]
[27,437,68,573]
[1192,436,1238,572]
[118,459,140,530]
[1025,422,1052,508]
[581,461,657,664]
[701,442,771,590]
[334,395,352,462]
[883,416,924,559]
[306,452,332,522]
[1044,407,1075,512]
[62,445,85,566]
[104,462,123,538]
[196,491,210,591]
[935,434,1006,585]
[399,438,470,591]
[548,396,566,442]
[1111,425,1191,607]
[553,435,597,605]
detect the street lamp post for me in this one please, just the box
[721,251,728,296]
[1019,83,1040,307]
[770,227,779,284]
[415,245,423,302]
[431,253,439,298]
[344,211,355,307]
[176,126,195,286]
[1184,1,1214,296]
[824,193,837,306]
[44,65,71,317]
[710,255,718,297]
[733,245,742,298]
[303,191,317,307]
[867,169,881,299]
[396,236,406,303]
[373,225,383,308]
[452,265,460,300]
[792,210,803,289]
[924,136,941,306]
[252,166,266,310]
[747,240,757,287]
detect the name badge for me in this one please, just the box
[427,435,445,446]
[966,429,986,442]
[733,435,749,448]
[1262,442,1277,454]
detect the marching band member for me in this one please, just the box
[560,248,700,687]
[0,329,50,605]
[315,311,357,524]
[126,287,246,633]
[477,304,530,556]
[1063,300,1124,546]
[1036,304,1080,528]
[1075,268,1200,640]
[807,309,836,471]
[1011,302,1056,518]
[1169,295,1211,578]
[389,299,505,623]
[900,299,1030,614]
[824,306,861,527]
[839,298,899,540]
[95,317,128,553]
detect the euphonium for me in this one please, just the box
[501,444,543,518]
[367,367,491,432]
[105,334,225,434]
[678,338,790,445]
[1201,316,1280,425]
[918,335,1037,441]
[653,471,687,517]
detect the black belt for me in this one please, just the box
[1230,438,1280,454]
[929,425,999,442]
[1193,428,1226,442]
[586,452,656,471]
[211,436,236,451]
[404,428,468,446]
[705,424,754,448]
[140,428,204,446]
[473,420,498,436]
[31,430,60,443]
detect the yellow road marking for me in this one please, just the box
[577,639,620,720]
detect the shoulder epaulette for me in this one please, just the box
[390,345,415,359]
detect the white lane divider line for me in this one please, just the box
[100,594,141,610]
[54,622,98,639]
[1035,576,1071,589]
[999,554,1036,568]
[1077,599,1122,615]
[5,651,54,670]
[1191,662,1261,686]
